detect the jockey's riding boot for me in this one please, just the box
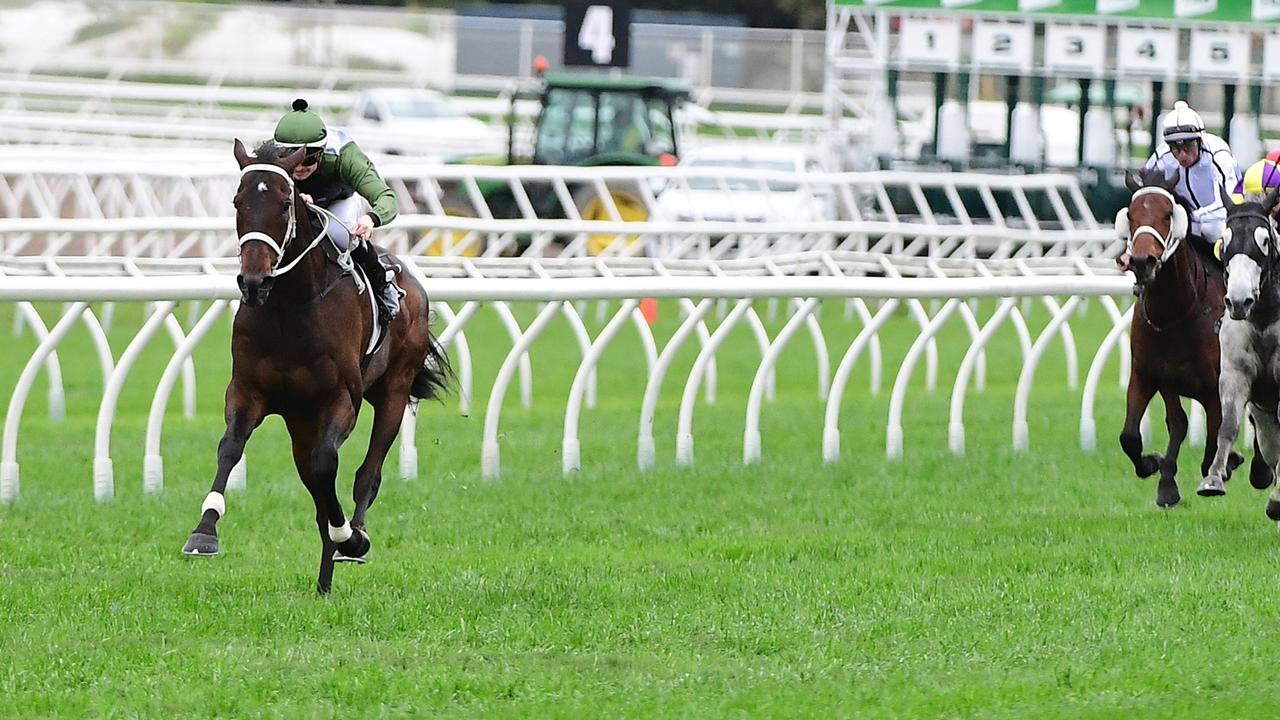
[351,241,403,320]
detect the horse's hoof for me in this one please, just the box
[1266,500,1280,522]
[1197,476,1227,497]
[182,532,220,557]
[1156,488,1181,508]
[333,529,370,564]
[1251,460,1275,490]
[1226,452,1246,478]
[1137,454,1162,479]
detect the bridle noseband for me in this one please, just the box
[237,162,323,277]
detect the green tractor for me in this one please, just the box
[431,72,691,256]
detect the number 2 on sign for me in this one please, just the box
[579,5,616,64]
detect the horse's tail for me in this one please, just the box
[410,333,453,402]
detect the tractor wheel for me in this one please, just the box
[573,184,649,256]
[424,190,483,257]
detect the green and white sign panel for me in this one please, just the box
[835,0,1280,23]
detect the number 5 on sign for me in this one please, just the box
[1117,26,1178,78]
[1189,30,1249,80]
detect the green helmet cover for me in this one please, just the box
[274,98,327,146]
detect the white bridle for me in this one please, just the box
[236,162,324,277]
[1121,186,1186,259]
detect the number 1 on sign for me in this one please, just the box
[579,5,615,64]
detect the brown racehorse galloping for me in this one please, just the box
[1117,167,1264,507]
[182,139,451,593]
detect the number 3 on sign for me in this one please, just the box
[579,5,615,64]
[1117,27,1177,77]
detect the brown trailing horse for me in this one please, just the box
[182,139,451,593]
[1117,167,1264,506]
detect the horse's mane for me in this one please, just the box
[1134,166,1197,218]
[252,140,292,164]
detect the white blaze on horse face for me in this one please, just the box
[1226,253,1263,307]
[257,181,268,193]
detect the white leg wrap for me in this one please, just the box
[328,521,352,543]
[201,491,225,518]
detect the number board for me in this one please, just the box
[563,0,632,68]
[897,17,961,69]
[1188,30,1249,80]
[1116,26,1178,78]
[1043,24,1105,75]
[971,20,1033,73]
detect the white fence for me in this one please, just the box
[0,159,1115,260]
[0,253,1138,504]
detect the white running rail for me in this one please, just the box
[0,264,1136,504]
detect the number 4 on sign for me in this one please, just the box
[579,5,615,64]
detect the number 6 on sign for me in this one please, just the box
[1117,26,1177,78]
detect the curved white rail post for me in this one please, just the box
[1079,307,1134,452]
[947,298,1018,455]
[80,307,115,390]
[93,301,177,502]
[482,301,561,479]
[744,297,820,464]
[764,259,829,400]
[1013,296,1084,452]
[879,258,939,392]
[161,313,199,419]
[563,298,640,474]
[886,299,961,459]
[431,301,478,415]
[16,304,66,421]
[930,261,987,393]
[1,303,87,503]
[677,300,753,467]
[823,300,900,463]
[487,301,535,408]
[143,300,227,494]
[638,299,713,470]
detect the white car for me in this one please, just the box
[653,145,837,223]
[345,88,503,159]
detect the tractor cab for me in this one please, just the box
[430,72,692,256]
[523,73,689,167]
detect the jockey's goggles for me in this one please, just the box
[298,146,324,166]
[1168,139,1198,152]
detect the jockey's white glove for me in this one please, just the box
[299,192,314,205]
[352,214,375,241]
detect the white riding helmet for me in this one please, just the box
[1162,101,1205,143]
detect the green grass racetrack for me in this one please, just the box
[0,298,1274,718]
